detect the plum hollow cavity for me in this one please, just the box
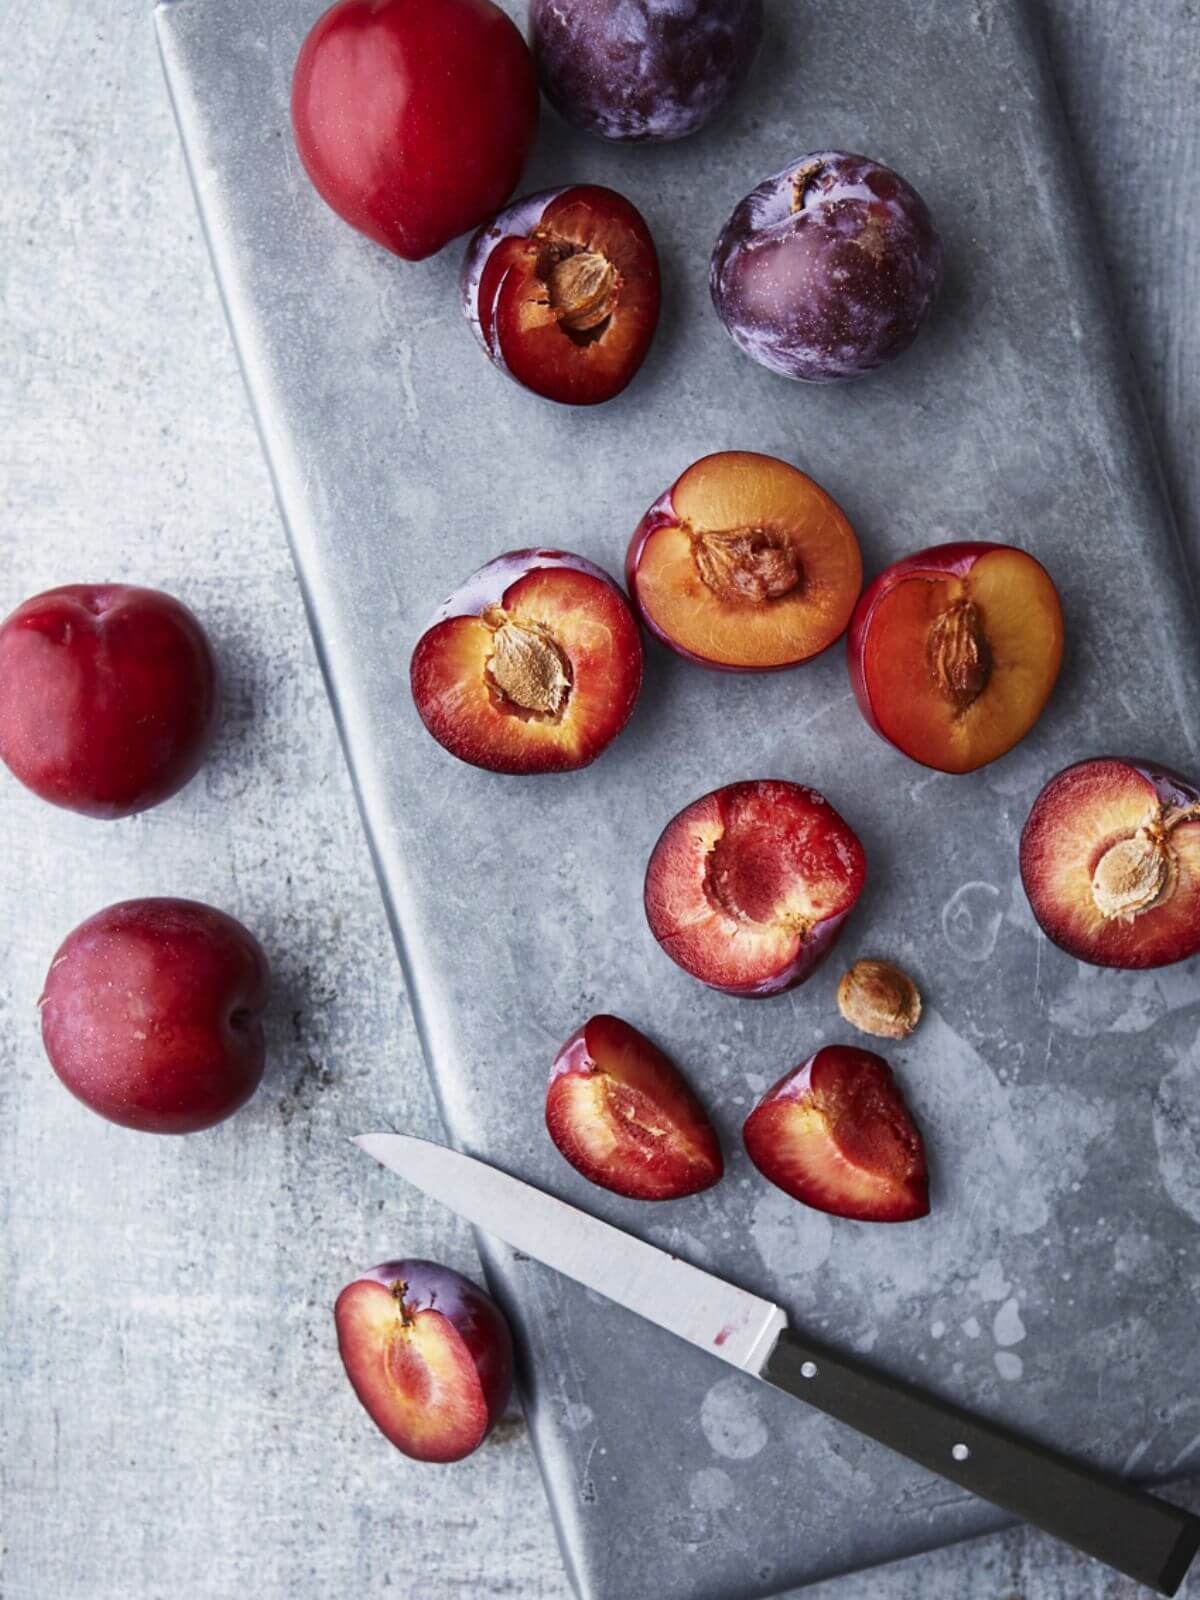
[691,524,803,605]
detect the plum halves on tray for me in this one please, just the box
[626,451,862,670]
[547,1014,723,1200]
[1021,758,1200,969]
[644,780,866,997]
[849,541,1064,773]
[461,185,660,405]
[743,1045,930,1222]
[410,549,642,774]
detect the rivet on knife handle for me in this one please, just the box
[764,1329,1200,1597]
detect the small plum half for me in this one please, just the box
[743,1045,930,1222]
[461,185,660,405]
[711,151,943,382]
[849,541,1064,773]
[644,780,866,997]
[530,0,763,144]
[626,451,862,671]
[335,1260,514,1463]
[410,549,643,774]
[1020,758,1200,969]
[547,1014,723,1200]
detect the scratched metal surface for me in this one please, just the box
[2,0,1199,1597]
[150,1,1200,1595]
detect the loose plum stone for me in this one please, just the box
[711,151,943,382]
[531,0,763,143]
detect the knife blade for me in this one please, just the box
[355,1133,1200,1597]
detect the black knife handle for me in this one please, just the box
[764,1329,1200,1596]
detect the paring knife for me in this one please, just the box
[355,1133,1200,1597]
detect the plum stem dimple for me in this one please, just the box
[928,599,990,710]
[391,1279,414,1327]
[482,606,571,718]
[691,525,802,605]
[790,159,824,213]
[1091,804,1200,920]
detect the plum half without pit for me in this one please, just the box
[626,451,862,671]
[849,542,1064,773]
[335,1260,513,1463]
[1020,758,1200,969]
[410,549,643,774]
[711,151,943,382]
[461,185,660,406]
[644,780,866,996]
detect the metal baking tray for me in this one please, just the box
[157,1,1200,1594]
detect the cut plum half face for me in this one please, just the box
[334,1260,514,1463]
[546,1014,723,1200]
[410,549,643,774]
[1020,757,1200,969]
[849,541,1063,773]
[460,184,660,405]
[644,779,866,996]
[743,1045,930,1222]
[626,452,863,671]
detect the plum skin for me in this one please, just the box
[530,0,763,144]
[711,150,943,382]
[39,898,270,1134]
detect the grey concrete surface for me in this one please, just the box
[0,3,1196,1598]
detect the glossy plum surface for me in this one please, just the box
[335,1259,513,1463]
[460,185,660,405]
[547,1014,723,1199]
[40,898,270,1133]
[711,150,943,382]
[530,0,762,143]
[291,0,537,260]
[0,584,218,818]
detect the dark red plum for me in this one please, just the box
[711,151,943,382]
[335,1259,514,1462]
[531,0,762,143]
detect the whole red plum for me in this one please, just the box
[531,0,762,143]
[711,151,943,382]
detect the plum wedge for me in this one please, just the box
[1020,757,1200,969]
[547,1014,723,1200]
[849,541,1063,773]
[410,549,642,773]
[644,780,866,996]
[626,451,862,671]
[743,1045,929,1222]
[335,1260,513,1463]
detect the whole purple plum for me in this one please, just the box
[530,0,762,143]
[710,151,943,382]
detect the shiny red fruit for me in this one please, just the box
[743,1045,929,1222]
[40,898,270,1134]
[547,1014,723,1200]
[0,584,218,819]
[335,1260,514,1463]
[461,185,660,405]
[291,0,538,261]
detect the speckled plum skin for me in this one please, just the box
[711,151,943,382]
[531,0,762,143]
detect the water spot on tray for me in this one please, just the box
[994,1350,1024,1381]
[993,1296,1026,1346]
[700,1376,768,1460]
[1153,1034,1200,1224]
[1048,959,1200,1039]
[941,880,1003,962]
[688,1466,734,1511]
[750,1185,832,1285]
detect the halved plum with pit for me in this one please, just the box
[849,541,1064,773]
[547,1013,723,1200]
[410,549,642,774]
[461,184,660,405]
[626,451,861,671]
[743,1045,930,1222]
[1020,758,1200,969]
[644,779,866,996]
